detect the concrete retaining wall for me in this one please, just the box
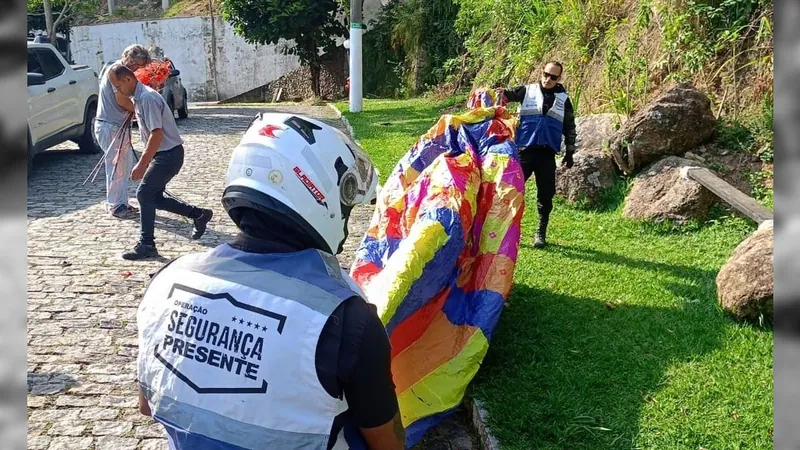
[69,0,388,102]
[70,16,301,101]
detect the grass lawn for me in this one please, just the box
[333,98,773,450]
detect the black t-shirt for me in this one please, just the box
[146,231,399,449]
[227,233,398,446]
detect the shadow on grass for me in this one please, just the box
[364,119,443,138]
[581,177,630,213]
[472,281,728,450]
[543,243,716,282]
[523,242,772,330]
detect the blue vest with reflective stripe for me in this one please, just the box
[516,83,570,152]
[137,244,369,450]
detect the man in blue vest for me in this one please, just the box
[135,112,405,450]
[502,61,578,248]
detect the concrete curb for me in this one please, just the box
[464,395,502,450]
[326,103,359,144]
[327,103,381,200]
[326,102,342,118]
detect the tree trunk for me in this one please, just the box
[310,63,321,98]
[411,48,426,95]
[43,0,55,43]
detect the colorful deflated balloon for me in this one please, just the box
[350,90,524,448]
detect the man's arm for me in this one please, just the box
[361,412,405,450]
[133,95,165,177]
[342,302,404,450]
[501,85,527,103]
[563,97,577,152]
[142,95,165,161]
[141,128,163,164]
[131,127,163,180]
[138,384,152,416]
[115,90,135,113]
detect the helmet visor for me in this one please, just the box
[341,140,377,206]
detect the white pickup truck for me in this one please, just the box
[27,42,101,169]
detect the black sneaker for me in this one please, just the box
[122,242,159,260]
[533,215,549,249]
[191,208,213,240]
[111,204,138,220]
[533,231,547,249]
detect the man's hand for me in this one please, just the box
[562,147,575,169]
[131,160,148,181]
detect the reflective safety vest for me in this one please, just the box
[137,244,369,450]
[516,83,570,152]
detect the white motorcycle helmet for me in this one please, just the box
[222,113,378,255]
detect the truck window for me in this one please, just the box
[28,50,43,75]
[37,49,65,81]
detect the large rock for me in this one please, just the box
[623,156,715,222]
[556,114,625,208]
[609,83,716,174]
[716,220,774,321]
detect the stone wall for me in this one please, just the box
[221,46,348,103]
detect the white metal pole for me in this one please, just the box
[349,0,363,113]
[349,26,363,112]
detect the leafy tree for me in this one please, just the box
[27,0,97,44]
[221,0,347,97]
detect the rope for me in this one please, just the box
[85,112,189,205]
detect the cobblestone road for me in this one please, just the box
[27,104,476,450]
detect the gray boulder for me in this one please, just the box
[556,114,625,208]
[716,220,773,321]
[623,156,715,222]
[609,83,716,175]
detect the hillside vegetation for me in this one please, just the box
[365,0,772,115]
[363,0,773,203]
[69,0,220,25]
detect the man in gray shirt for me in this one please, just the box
[95,44,151,219]
[107,63,213,260]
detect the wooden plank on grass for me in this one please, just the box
[686,167,773,223]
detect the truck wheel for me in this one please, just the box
[177,88,188,119]
[78,101,102,154]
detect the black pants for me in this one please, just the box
[136,145,200,245]
[519,145,556,218]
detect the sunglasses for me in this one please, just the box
[542,71,560,80]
